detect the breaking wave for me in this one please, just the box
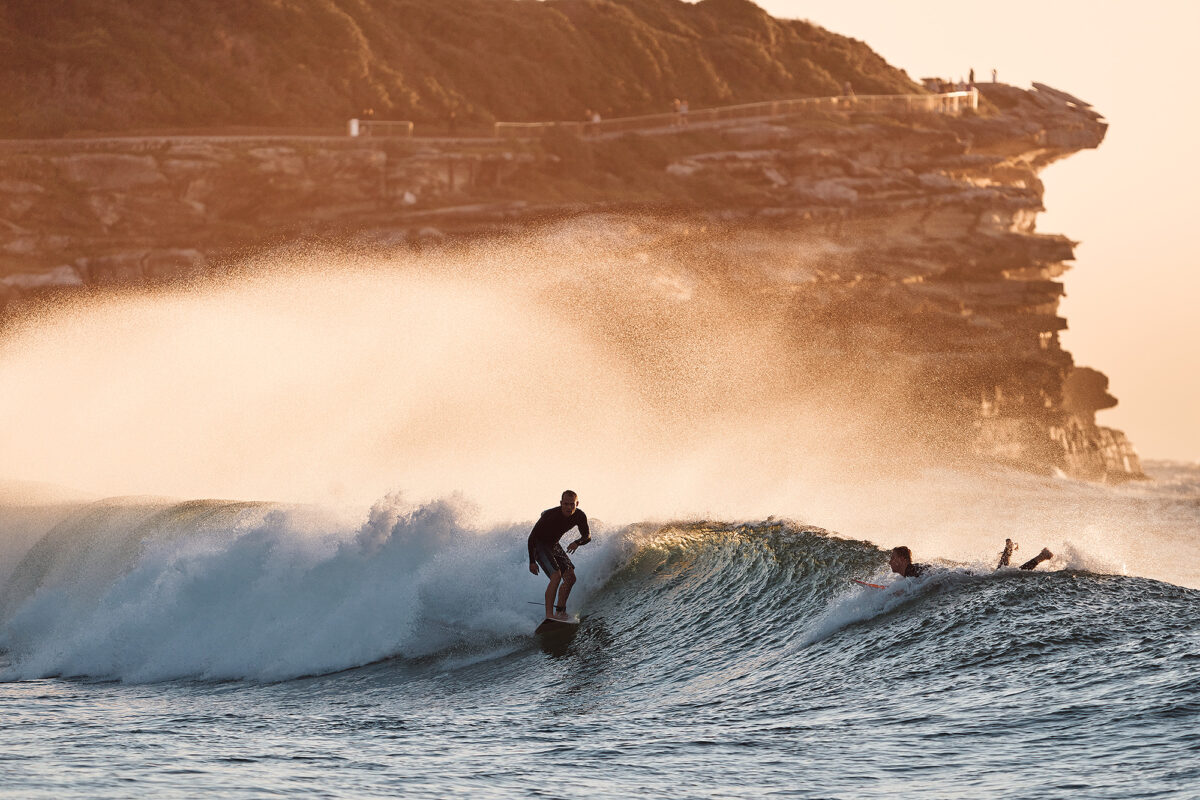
[2,493,1196,685]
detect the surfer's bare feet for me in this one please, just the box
[1018,547,1054,570]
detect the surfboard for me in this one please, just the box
[535,617,580,635]
[852,579,886,589]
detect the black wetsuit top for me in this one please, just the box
[904,563,928,578]
[527,507,590,562]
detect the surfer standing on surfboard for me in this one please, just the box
[528,490,591,621]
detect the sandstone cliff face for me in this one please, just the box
[0,83,1140,481]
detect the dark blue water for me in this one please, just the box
[2,477,1199,799]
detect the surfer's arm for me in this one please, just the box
[997,538,1017,568]
[566,515,591,553]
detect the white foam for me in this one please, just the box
[797,567,1016,647]
[798,573,927,646]
[0,494,632,683]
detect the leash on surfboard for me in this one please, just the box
[852,579,886,589]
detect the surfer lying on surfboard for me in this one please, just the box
[889,546,928,578]
[886,541,1054,581]
[528,490,591,621]
[854,542,1057,590]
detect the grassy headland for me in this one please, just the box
[0,0,920,137]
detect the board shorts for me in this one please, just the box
[532,541,574,577]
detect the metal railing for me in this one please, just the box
[347,119,414,138]
[492,89,979,139]
[341,90,979,140]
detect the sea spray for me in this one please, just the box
[0,233,929,521]
[2,237,1200,624]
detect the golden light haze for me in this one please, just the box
[756,0,1200,460]
[0,237,926,520]
[4,241,1198,588]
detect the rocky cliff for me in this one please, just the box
[0,82,1141,481]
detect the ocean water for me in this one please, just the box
[2,462,1198,799]
[1,250,1198,797]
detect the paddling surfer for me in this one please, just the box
[889,546,928,578]
[528,490,591,621]
[889,541,1053,579]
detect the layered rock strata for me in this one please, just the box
[0,83,1141,480]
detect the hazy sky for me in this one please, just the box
[748,1,1199,461]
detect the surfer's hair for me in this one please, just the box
[561,490,578,501]
[891,546,912,562]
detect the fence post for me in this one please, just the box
[348,118,360,137]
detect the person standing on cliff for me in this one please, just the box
[528,490,591,620]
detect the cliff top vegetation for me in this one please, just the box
[0,0,920,137]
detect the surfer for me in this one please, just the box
[528,490,591,621]
[997,538,1054,571]
[890,541,1054,580]
[889,546,928,578]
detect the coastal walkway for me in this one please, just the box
[487,89,979,140]
[0,89,979,150]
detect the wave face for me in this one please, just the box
[583,521,1200,711]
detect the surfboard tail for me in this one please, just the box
[535,617,580,635]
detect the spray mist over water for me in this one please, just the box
[1,221,1197,588]
[0,225,917,518]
